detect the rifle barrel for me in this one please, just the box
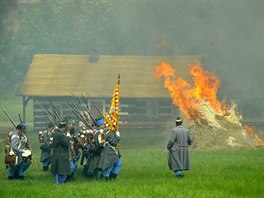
[1,106,16,128]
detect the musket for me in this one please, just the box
[38,103,58,127]
[85,92,106,120]
[86,92,116,131]
[65,97,88,125]
[18,113,23,123]
[86,73,120,130]
[65,99,93,130]
[1,106,16,128]
[81,93,97,126]
[41,103,57,121]
[75,95,93,126]
[71,94,95,127]
[49,101,63,121]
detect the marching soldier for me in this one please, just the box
[7,123,31,180]
[51,121,71,184]
[39,122,55,171]
[97,74,122,180]
[85,118,106,179]
[20,127,32,173]
[81,127,95,177]
[98,129,122,181]
[67,119,82,180]
[78,126,90,167]
[167,117,192,178]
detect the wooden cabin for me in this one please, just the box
[18,54,201,131]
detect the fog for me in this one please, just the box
[0,0,263,120]
[111,0,263,119]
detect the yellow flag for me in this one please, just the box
[105,75,120,132]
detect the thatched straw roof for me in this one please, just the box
[18,54,201,98]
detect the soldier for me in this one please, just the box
[20,127,32,173]
[98,129,122,181]
[81,127,95,177]
[40,122,55,171]
[167,117,192,178]
[7,123,30,180]
[51,121,71,184]
[85,118,106,179]
[67,119,82,180]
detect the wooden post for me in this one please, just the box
[23,96,26,123]
[22,96,32,123]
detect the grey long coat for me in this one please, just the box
[40,130,53,163]
[98,131,120,170]
[87,130,104,173]
[167,126,192,171]
[51,129,71,176]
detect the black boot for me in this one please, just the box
[109,172,118,180]
[8,176,14,180]
[99,174,109,181]
[14,171,19,179]
[104,176,109,181]
[18,176,24,180]
[70,173,74,180]
[66,173,74,182]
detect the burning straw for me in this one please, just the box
[154,62,264,149]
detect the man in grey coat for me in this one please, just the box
[167,117,192,178]
[51,121,71,184]
[85,118,106,179]
[98,130,122,180]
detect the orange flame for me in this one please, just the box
[154,62,224,120]
[243,125,264,147]
[154,62,264,147]
[255,134,264,147]
[243,125,255,136]
[190,65,222,111]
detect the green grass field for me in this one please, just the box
[0,129,263,198]
[0,96,264,197]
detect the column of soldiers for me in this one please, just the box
[37,117,122,184]
[3,112,192,183]
[3,117,121,184]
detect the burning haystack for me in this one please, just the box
[154,62,264,150]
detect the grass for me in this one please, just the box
[0,95,264,197]
[0,130,263,198]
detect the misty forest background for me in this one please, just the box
[0,0,263,122]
